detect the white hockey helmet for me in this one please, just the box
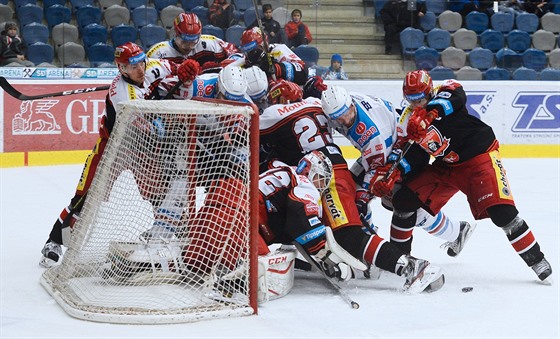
[296,150,333,194]
[244,66,268,101]
[321,85,352,120]
[218,65,248,101]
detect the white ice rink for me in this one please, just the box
[1,158,559,338]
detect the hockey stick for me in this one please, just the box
[0,77,110,100]
[250,0,276,80]
[383,140,414,181]
[293,242,360,309]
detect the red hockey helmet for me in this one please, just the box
[174,13,202,41]
[240,27,268,53]
[267,79,303,105]
[114,42,146,66]
[403,70,433,102]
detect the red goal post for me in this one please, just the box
[40,98,260,324]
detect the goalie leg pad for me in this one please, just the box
[257,246,298,303]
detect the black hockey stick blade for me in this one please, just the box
[0,77,110,100]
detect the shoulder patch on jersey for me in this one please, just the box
[326,145,342,155]
[436,91,452,99]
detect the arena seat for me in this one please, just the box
[131,5,158,28]
[27,42,54,64]
[70,0,94,12]
[21,22,48,45]
[512,66,538,80]
[515,12,539,33]
[465,11,489,34]
[426,0,447,15]
[57,41,86,67]
[202,24,224,40]
[414,46,439,70]
[190,6,209,26]
[480,29,504,52]
[429,65,455,80]
[110,23,138,47]
[539,67,560,80]
[225,24,246,47]
[243,6,262,26]
[180,0,205,11]
[496,47,523,70]
[521,48,548,72]
[76,5,102,31]
[438,10,462,32]
[531,29,556,52]
[45,4,72,30]
[419,11,437,32]
[82,23,108,50]
[16,3,43,27]
[87,42,115,67]
[484,67,510,80]
[98,0,122,10]
[160,5,184,30]
[272,6,289,27]
[506,29,531,53]
[0,4,14,24]
[441,46,467,70]
[468,47,494,71]
[124,0,148,11]
[139,24,166,49]
[540,12,560,33]
[452,28,477,51]
[455,65,483,80]
[427,28,451,52]
[153,0,176,12]
[52,23,79,48]
[400,27,424,57]
[491,12,514,33]
[548,48,560,69]
[293,45,319,67]
[103,4,131,28]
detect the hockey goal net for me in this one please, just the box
[41,98,260,324]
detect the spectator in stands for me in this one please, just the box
[380,0,425,55]
[248,4,284,44]
[321,54,348,80]
[0,22,34,67]
[523,0,553,17]
[284,9,312,49]
[208,0,236,29]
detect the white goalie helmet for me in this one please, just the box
[218,65,248,101]
[321,85,352,120]
[296,150,333,194]
[244,66,268,101]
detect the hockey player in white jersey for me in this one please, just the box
[147,13,239,67]
[321,85,475,256]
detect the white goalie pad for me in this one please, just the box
[257,246,298,303]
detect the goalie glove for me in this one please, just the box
[177,59,200,84]
[407,107,438,142]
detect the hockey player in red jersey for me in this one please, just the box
[260,79,445,293]
[147,13,240,67]
[388,70,552,282]
[235,27,307,85]
[39,42,200,267]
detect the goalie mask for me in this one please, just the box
[296,150,333,194]
[321,85,352,120]
[244,66,268,101]
[218,65,248,101]
[403,70,433,103]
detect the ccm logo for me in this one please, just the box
[268,256,288,265]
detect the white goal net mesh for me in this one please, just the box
[41,99,259,324]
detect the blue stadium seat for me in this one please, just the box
[506,29,531,53]
[427,28,451,52]
[484,67,510,80]
[480,29,504,53]
[496,48,523,70]
[16,4,43,27]
[14,0,35,8]
[124,0,147,11]
[111,23,138,47]
[420,11,436,32]
[512,66,538,80]
[132,5,158,28]
[465,11,489,34]
[414,46,439,70]
[202,24,224,40]
[400,27,424,57]
[87,42,115,67]
[540,67,560,80]
[139,24,166,49]
[45,4,72,29]
[521,48,547,71]
[293,45,319,67]
[43,0,65,8]
[70,0,94,11]
[468,47,494,71]
[243,6,262,26]
[373,0,388,18]
[76,5,102,30]
[491,12,514,33]
[426,0,447,15]
[515,12,539,33]
[234,0,253,12]
[153,0,176,12]
[26,42,54,64]
[190,6,209,26]
[21,22,48,45]
[225,24,246,47]
[181,0,205,11]
[429,65,455,80]
[82,23,108,50]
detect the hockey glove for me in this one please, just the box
[369,164,401,198]
[407,107,438,142]
[177,59,200,84]
[303,76,327,99]
[246,48,274,75]
[355,189,371,220]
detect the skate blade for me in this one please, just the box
[404,264,443,294]
[39,256,58,268]
[538,276,553,286]
[424,274,445,293]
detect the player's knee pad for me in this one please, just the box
[487,204,519,228]
[391,185,421,212]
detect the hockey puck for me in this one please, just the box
[462,287,473,293]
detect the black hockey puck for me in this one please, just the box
[462,287,473,293]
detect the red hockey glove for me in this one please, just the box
[407,107,438,142]
[355,189,371,220]
[369,164,401,198]
[177,59,200,84]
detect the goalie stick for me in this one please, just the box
[292,242,360,309]
[0,77,110,100]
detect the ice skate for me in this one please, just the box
[441,221,476,257]
[39,240,63,268]
[139,222,177,242]
[531,257,552,285]
[401,256,445,294]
